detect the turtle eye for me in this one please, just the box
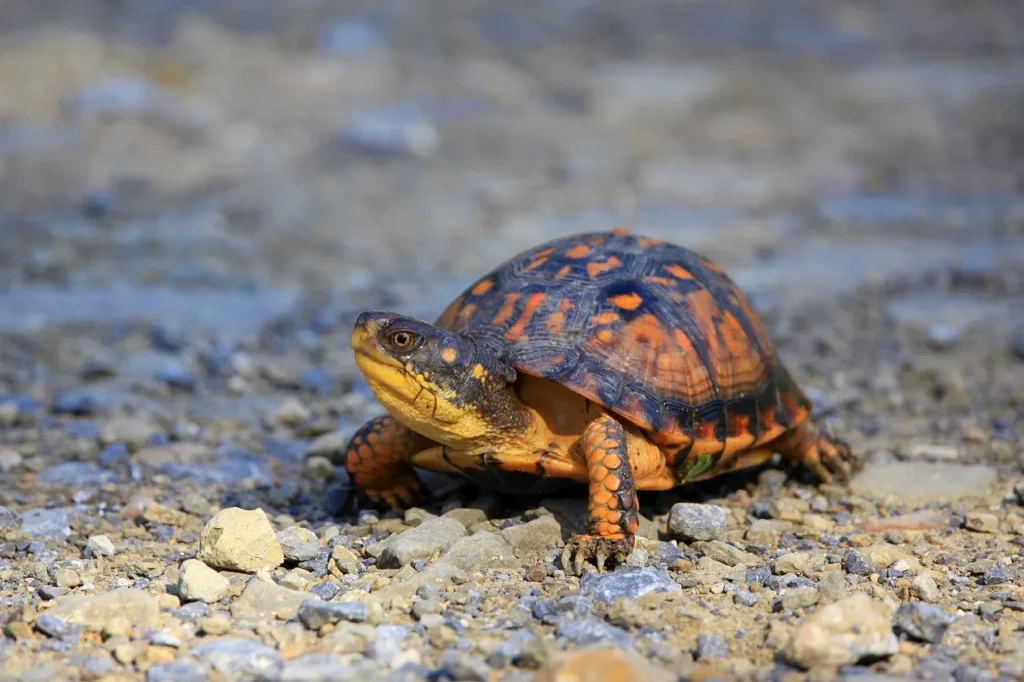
[383,328,422,354]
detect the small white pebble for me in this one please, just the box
[87,534,117,556]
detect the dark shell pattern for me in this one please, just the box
[434,230,813,455]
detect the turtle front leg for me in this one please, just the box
[561,413,640,575]
[344,415,432,508]
[773,419,863,484]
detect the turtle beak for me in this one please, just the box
[351,312,403,359]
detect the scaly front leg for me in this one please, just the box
[561,413,640,575]
[344,415,433,508]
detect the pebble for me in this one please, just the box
[780,586,820,610]
[926,323,960,351]
[842,549,875,576]
[146,661,209,682]
[439,531,520,571]
[306,431,347,459]
[198,507,285,572]
[272,654,356,682]
[818,570,849,602]
[269,397,311,427]
[100,415,164,448]
[894,602,954,643]
[87,534,116,556]
[34,614,67,639]
[1010,326,1024,360]
[367,517,468,568]
[37,461,115,486]
[537,647,676,682]
[45,587,161,631]
[783,592,899,669]
[0,505,20,532]
[695,633,729,660]
[578,567,679,603]
[964,511,999,533]
[191,637,283,677]
[277,527,322,562]
[912,574,940,602]
[734,590,760,607]
[178,558,230,603]
[555,617,632,649]
[298,600,368,630]
[438,649,490,681]
[667,503,729,541]
[341,107,440,158]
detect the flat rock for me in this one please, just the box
[46,587,161,632]
[271,654,360,682]
[851,462,997,502]
[231,577,318,619]
[783,592,899,669]
[440,531,521,572]
[578,567,680,604]
[21,507,77,538]
[198,507,284,572]
[298,600,368,630]
[367,516,467,568]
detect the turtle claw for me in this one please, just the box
[560,533,633,576]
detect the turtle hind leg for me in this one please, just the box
[773,419,862,484]
[561,413,640,575]
[344,415,433,508]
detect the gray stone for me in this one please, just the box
[191,637,283,677]
[843,549,875,576]
[734,590,759,607]
[894,603,954,643]
[668,503,729,542]
[372,561,467,604]
[438,649,490,681]
[440,531,520,572]
[272,654,359,682]
[341,108,439,158]
[367,517,467,568]
[21,507,75,538]
[0,506,20,533]
[277,527,321,562]
[1012,326,1024,361]
[912,574,940,602]
[819,571,849,602]
[555,617,632,649]
[34,614,67,639]
[298,600,368,630]
[695,634,729,660]
[578,566,680,603]
[37,462,116,487]
[146,662,208,682]
[100,415,164,448]
[851,463,997,502]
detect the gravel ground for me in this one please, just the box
[1,1,1024,681]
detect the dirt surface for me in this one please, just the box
[1,1,1023,681]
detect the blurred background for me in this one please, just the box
[0,0,1022,439]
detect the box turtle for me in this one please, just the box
[344,228,861,573]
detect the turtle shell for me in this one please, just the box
[434,229,813,454]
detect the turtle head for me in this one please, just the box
[350,312,525,447]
